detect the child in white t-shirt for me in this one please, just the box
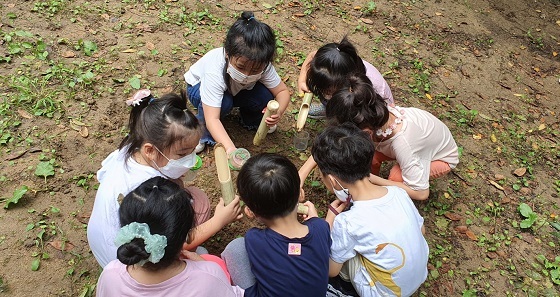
[326,74,459,201]
[96,177,244,297]
[312,123,429,297]
[185,11,290,154]
[87,90,242,268]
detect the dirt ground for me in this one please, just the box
[0,0,559,296]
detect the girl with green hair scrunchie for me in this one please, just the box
[95,177,244,297]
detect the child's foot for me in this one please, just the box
[195,141,206,154]
[267,124,277,134]
[308,102,326,119]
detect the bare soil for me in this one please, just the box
[0,0,559,296]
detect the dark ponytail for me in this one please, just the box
[117,238,150,266]
[118,90,201,161]
[306,36,367,101]
[326,73,388,130]
[224,11,275,66]
[117,177,196,271]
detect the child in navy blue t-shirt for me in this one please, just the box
[221,153,331,297]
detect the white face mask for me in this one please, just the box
[227,63,262,85]
[330,178,351,202]
[152,147,196,179]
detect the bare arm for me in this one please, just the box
[325,200,347,229]
[298,155,317,188]
[265,81,290,126]
[184,197,243,250]
[368,174,429,201]
[203,103,236,153]
[329,259,344,278]
[297,50,318,94]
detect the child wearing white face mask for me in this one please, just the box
[87,90,243,268]
[312,123,429,297]
[184,11,290,154]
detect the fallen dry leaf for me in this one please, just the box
[145,42,155,51]
[472,133,482,140]
[61,51,76,58]
[501,196,511,204]
[121,49,137,53]
[435,12,443,16]
[490,133,497,143]
[538,123,546,130]
[487,252,498,259]
[553,51,558,57]
[455,226,468,233]
[425,93,432,100]
[360,18,374,24]
[488,180,505,191]
[292,13,305,17]
[444,212,463,221]
[79,126,89,138]
[76,213,90,224]
[494,174,505,180]
[48,240,75,251]
[513,167,526,177]
[465,230,478,241]
[17,109,32,119]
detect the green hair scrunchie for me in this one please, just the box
[115,222,167,265]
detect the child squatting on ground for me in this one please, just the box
[95,177,244,296]
[220,153,332,297]
[297,36,394,119]
[297,36,396,190]
[326,74,459,201]
[312,123,429,297]
[184,11,290,154]
[87,90,242,268]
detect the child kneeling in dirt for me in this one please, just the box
[221,153,331,297]
[313,123,429,297]
[96,177,244,296]
[87,90,242,268]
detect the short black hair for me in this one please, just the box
[311,123,374,183]
[237,153,300,219]
[117,177,195,271]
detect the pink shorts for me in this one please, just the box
[371,151,451,181]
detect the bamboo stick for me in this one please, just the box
[296,93,313,131]
[214,143,235,205]
[253,100,280,146]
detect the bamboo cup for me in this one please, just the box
[214,143,235,206]
[253,100,280,146]
[296,92,313,131]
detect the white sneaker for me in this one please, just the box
[267,124,277,134]
[194,141,206,154]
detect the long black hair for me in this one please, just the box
[326,73,389,131]
[117,177,195,270]
[223,11,276,90]
[306,36,366,102]
[119,90,201,161]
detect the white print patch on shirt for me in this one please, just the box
[288,243,301,255]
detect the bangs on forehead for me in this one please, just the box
[162,122,201,151]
